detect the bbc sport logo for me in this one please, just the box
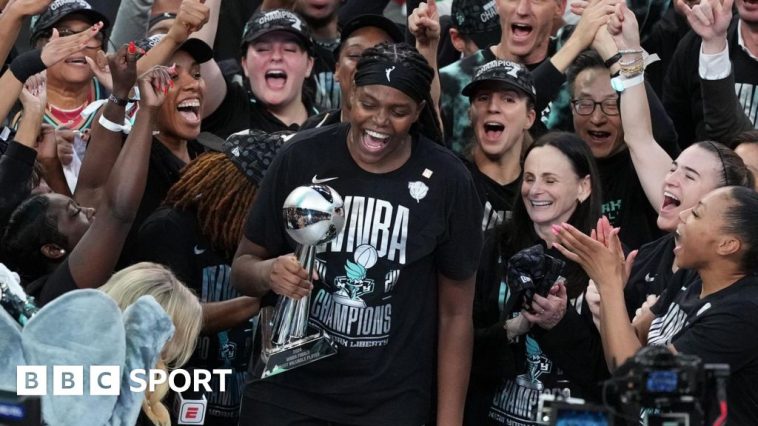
[16,365,232,396]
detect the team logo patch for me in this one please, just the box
[408,181,428,202]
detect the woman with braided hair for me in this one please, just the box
[232,42,483,425]
[131,130,290,426]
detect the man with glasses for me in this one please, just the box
[566,50,679,249]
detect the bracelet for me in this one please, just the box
[620,63,644,78]
[9,49,46,83]
[619,49,644,55]
[98,114,127,133]
[604,52,622,68]
[108,94,130,107]
[611,73,645,92]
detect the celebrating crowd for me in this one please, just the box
[0,0,757,425]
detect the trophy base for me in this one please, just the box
[256,331,338,379]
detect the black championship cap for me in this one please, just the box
[241,9,314,54]
[223,129,295,185]
[136,34,214,64]
[451,0,501,49]
[462,59,536,103]
[334,14,404,58]
[31,0,110,43]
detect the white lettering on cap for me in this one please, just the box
[257,10,302,31]
[50,0,90,12]
[480,0,498,22]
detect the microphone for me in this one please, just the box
[172,389,207,425]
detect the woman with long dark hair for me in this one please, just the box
[468,131,605,425]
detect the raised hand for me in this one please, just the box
[570,0,620,50]
[40,22,104,67]
[137,65,174,109]
[85,49,113,93]
[167,0,211,44]
[19,74,46,115]
[109,42,140,100]
[4,0,53,19]
[607,2,641,50]
[678,0,732,52]
[409,1,441,48]
[552,223,635,294]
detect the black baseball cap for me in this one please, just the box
[223,129,295,185]
[334,15,404,59]
[462,59,536,104]
[31,0,110,44]
[451,0,501,49]
[136,34,214,64]
[241,9,314,55]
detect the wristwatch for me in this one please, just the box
[611,74,644,93]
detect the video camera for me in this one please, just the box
[605,346,729,425]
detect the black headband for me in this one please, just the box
[706,140,731,186]
[353,61,429,103]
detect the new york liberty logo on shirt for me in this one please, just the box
[332,244,378,308]
[310,195,408,348]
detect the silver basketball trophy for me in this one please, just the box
[256,184,345,379]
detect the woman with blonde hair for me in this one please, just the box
[101,262,202,426]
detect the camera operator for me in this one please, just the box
[553,184,758,424]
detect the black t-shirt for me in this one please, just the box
[648,273,758,424]
[463,158,519,232]
[624,233,676,319]
[132,208,253,424]
[596,149,664,250]
[202,80,318,140]
[242,123,483,425]
[120,139,203,267]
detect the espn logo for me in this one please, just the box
[174,393,207,425]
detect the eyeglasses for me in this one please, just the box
[570,99,620,116]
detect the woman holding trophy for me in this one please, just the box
[231,42,483,426]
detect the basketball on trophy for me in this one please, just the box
[282,184,346,246]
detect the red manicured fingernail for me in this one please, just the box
[169,80,174,88]
[128,41,136,54]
